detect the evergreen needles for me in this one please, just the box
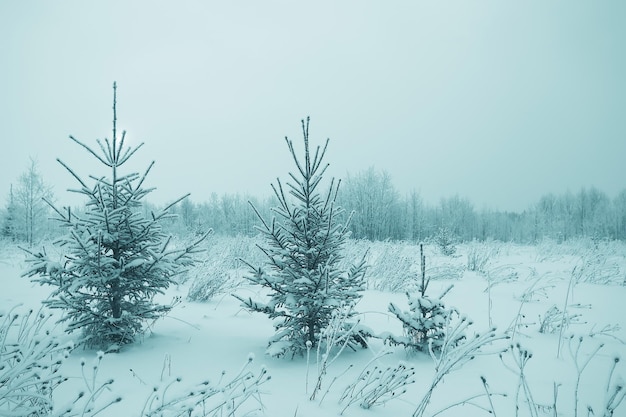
[234,117,368,357]
[22,82,209,350]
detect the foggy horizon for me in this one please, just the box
[2,1,625,213]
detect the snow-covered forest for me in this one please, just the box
[2,162,625,246]
[2,234,626,416]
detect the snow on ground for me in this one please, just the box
[1,238,625,417]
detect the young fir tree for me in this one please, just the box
[385,245,466,353]
[234,117,369,357]
[23,83,208,350]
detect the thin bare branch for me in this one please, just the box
[68,135,111,166]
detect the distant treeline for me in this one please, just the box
[159,168,626,243]
[3,166,624,245]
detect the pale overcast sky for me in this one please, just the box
[1,1,624,212]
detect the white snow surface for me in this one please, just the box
[1,238,625,416]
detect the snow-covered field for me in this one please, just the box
[2,237,625,417]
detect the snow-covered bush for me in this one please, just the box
[22,83,208,350]
[424,263,464,281]
[187,265,233,302]
[466,240,498,273]
[354,240,421,292]
[186,235,261,302]
[366,248,414,292]
[234,118,368,357]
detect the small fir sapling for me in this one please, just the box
[234,117,368,358]
[22,83,209,350]
[434,227,457,257]
[386,244,466,353]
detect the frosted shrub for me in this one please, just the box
[424,263,464,281]
[486,264,519,284]
[363,240,425,292]
[0,306,71,416]
[0,305,124,417]
[187,268,231,302]
[347,241,465,291]
[367,252,414,292]
[466,240,498,273]
[186,235,262,302]
[534,237,562,262]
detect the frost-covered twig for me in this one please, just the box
[538,305,583,335]
[588,324,626,345]
[567,336,604,417]
[141,355,270,417]
[309,304,365,401]
[557,266,581,358]
[339,357,415,413]
[412,321,506,417]
[499,343,539,417]
[484,264,519,328]
[0,305,71,416]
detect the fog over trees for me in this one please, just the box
[1,161,624,245]
[336,168,625,243]
[136,168,626,243]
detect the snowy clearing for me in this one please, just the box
[1,237,625,417]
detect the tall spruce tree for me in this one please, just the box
[23,83,208,349]
[235,117,368,357]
